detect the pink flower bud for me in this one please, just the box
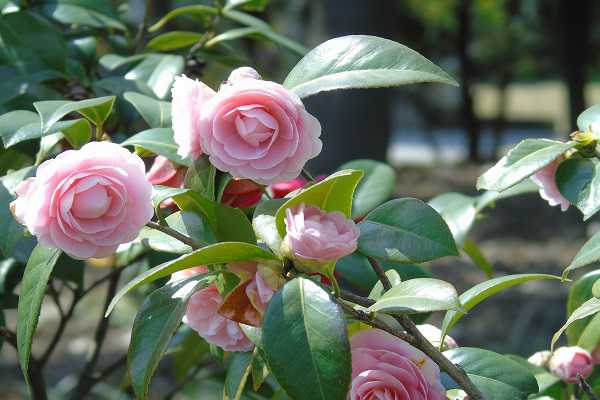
[221,179,262,208]
[10,141,153,259]
[528,350,552,368]
[146,156,186,208]
[283,203,359,271]
[269,177,307,198]
[226,67,262,84]
[549,346,594,383]
[531,158,570,211]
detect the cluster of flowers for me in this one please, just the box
[9,67,461,399]
[528,345,600,384]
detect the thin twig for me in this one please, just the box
[163,364,204,400]
[368,257,392,291]
[146,221,203,250]
[579,375,599,400]
[89,355,127,386]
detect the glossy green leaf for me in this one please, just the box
[338,159,396,218]
[368,270,402,300]
[0,168,36,258]
[566,270,600,344]
[577,312,600,352]
[444,347,538,400]
[476,139,575,192]
[462,239,493,278]
[34,96,115,132]
[38,1,126,31]
[121,128,190,166]
[552,297,600,349]
[275,169,363,236]
[594,279,600,298]
[129,274,212,399]
[206,27,307,57]
[183,156,216,200]
[146,31,203,51]
[16,246,61,393]
[262,278,351,400]
[224,351,254,400]
[368,278,462,314]
[148,5,218,32]
[564,231,600,278]
[0,111,39,147]
[253,199,285,256]
[136,211,214,253]
[99,53,150,70]
[577,104,600,132]
[222,9,270,30]
[61,118,91,148]
[441,274,561,341]
[106,242,279,316]
[504,355,560,394]
[225,0,268,12]
[283,35,457,98]
[125,54,184,99]
[123,92,171,128]
[555,158,600,219]
[358,198,458,263]
[429,193,477,247]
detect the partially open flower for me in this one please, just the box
[531,158,570,211]
[549,346,593,383]
[282,203,359,272]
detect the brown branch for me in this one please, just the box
[146,221,203,250]
[368,257,392,291]
[579,375,599,400]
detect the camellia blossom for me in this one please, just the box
[269,175,326,198]
[531,158,570,211]
[171,67,322,184]
[548,346,594,383]
[221,179,263,208]
[349,328,446,400]
[283,203,359,267]
[171,266,254,352]
[11,141,153,259]
[146,155,186,208]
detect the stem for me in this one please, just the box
[579,375,598,400]
[163,364,204,400]
[133,0,152,51]
[367,255,485,400]
[70,267,122,399]
[95,122,103,142]
[368,257,392,291]
[146,221,203,250]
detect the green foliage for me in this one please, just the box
[262,278,351,400]
[122,128,190,166]
[566,270,600,346]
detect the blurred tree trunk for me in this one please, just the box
[457,0,480,162]
[559,0,590,132]
[305,0,392,173]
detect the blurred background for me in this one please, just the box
[2,0,599,398]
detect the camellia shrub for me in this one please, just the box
[1,1,600,400]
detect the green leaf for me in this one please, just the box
[61,118,91,149]
[38,0,126,31]
[121,128,190,166]
[125,54,184,99]
[476,139,575,192]
[428,193,477,247]
[0,168,36,258]
[462,239,493,278]
[564,231,600,278]
[358,198,458,263]
[253,199,286,257]
[99,53,150,70]
[595,279,600,298]
[444,347,538,400]
[368,278,462,314]
[129,274,212,399]
[566,270,600,344]
[577,104,600,132]
[577,312,600,352]
[441,274,561,341]
[283,35,457,98]
[34,96,115,132]
[555,158,600,219]
[552,297,600,349]
[338,159,396,218]
[183,156,216,200]
[148,5,218,32]
[225,0,269,12]
[222,9,270,30]
[136,211,214,253]
[368,269,402,300]
[274,169,363,236]
[0,110,39,147]
[224,351,254,400]
[206,27,307,57]
[504,355,560,394]
[262,278,351,400]
[16,246,61,393]
[106,242,279,316]
[146,31,203,51]
[124,92,171,129]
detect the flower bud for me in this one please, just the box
[528,350,552,368]
[269,177,307,198]
[282,203,359,273]
[417,324,458,351]
[226,66,262,84]
[531,158,570,211]
[221,179,262,208]
[146,155,186,208]
[548,346,594,383]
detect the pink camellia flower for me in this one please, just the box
[350,328,446,400]
[283,203,359,267]
[10,141,153,259]
[171,266,254,352]
[269,177,307,198]
[172,67,322,184]
[548,346,594,383]
[531,158,570,211]
[221,179,263,208]
[227,261,281,315]
[528,350,552,368]
[146,155,186,208]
